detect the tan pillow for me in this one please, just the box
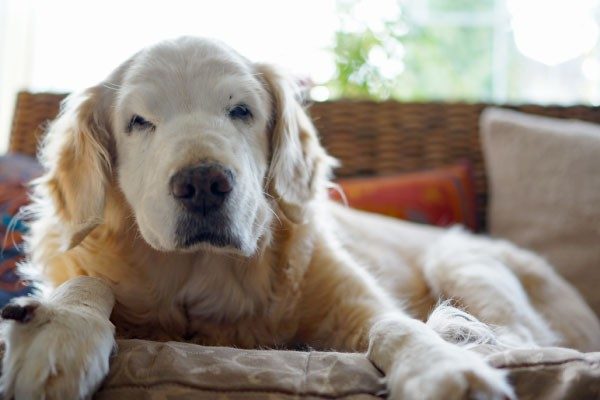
[480,108,600,316]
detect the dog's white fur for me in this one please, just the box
[2,37,599,400]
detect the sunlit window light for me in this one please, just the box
[310,85,331,102]
[507,0,599,65]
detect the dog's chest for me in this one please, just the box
[113,286,299,348]
[181,267,302,347]
[112,253,302,347]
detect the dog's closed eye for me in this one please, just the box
[228,104,253,121]
[127,115,156,133]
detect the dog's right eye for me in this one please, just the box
[127,115,155,133]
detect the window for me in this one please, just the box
[1,0,598,152]
[328,0,600,104]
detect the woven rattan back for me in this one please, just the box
[8,91,600,229]
[310,101,600,229]
[9,92,66,157]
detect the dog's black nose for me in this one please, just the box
[170,163,234,215]
[1,303,38,323]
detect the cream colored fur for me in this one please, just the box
[2,37,599,400]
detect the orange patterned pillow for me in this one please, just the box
[331,163,477,230]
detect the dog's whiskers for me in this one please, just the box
[268,208,282,227]
[102,82,122,91]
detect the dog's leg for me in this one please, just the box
[0,276,115,400]
[486,238,600,351]
[368,312,513,400]
[422,230,561,348]
[298,243,514,400]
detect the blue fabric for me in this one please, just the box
[0,153,42,306]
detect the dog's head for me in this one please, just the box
[39,37,333,257]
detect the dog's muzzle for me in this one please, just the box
[170,162,240,250]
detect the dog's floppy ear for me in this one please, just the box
[37,85,114,250]
[257,64,336,223]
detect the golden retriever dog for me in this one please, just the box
[1,37,599,400]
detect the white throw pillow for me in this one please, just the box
[481,107,600,316]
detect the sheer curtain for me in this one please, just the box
[0,0,34,153]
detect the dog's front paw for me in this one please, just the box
[387,349,514,400]
[0,296,115,400]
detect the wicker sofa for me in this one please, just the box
[5,92,600,399]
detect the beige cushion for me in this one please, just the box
[86,340,385,400]
[480,108,600,316]
[1,339,599,398]
[94,340,600,399]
